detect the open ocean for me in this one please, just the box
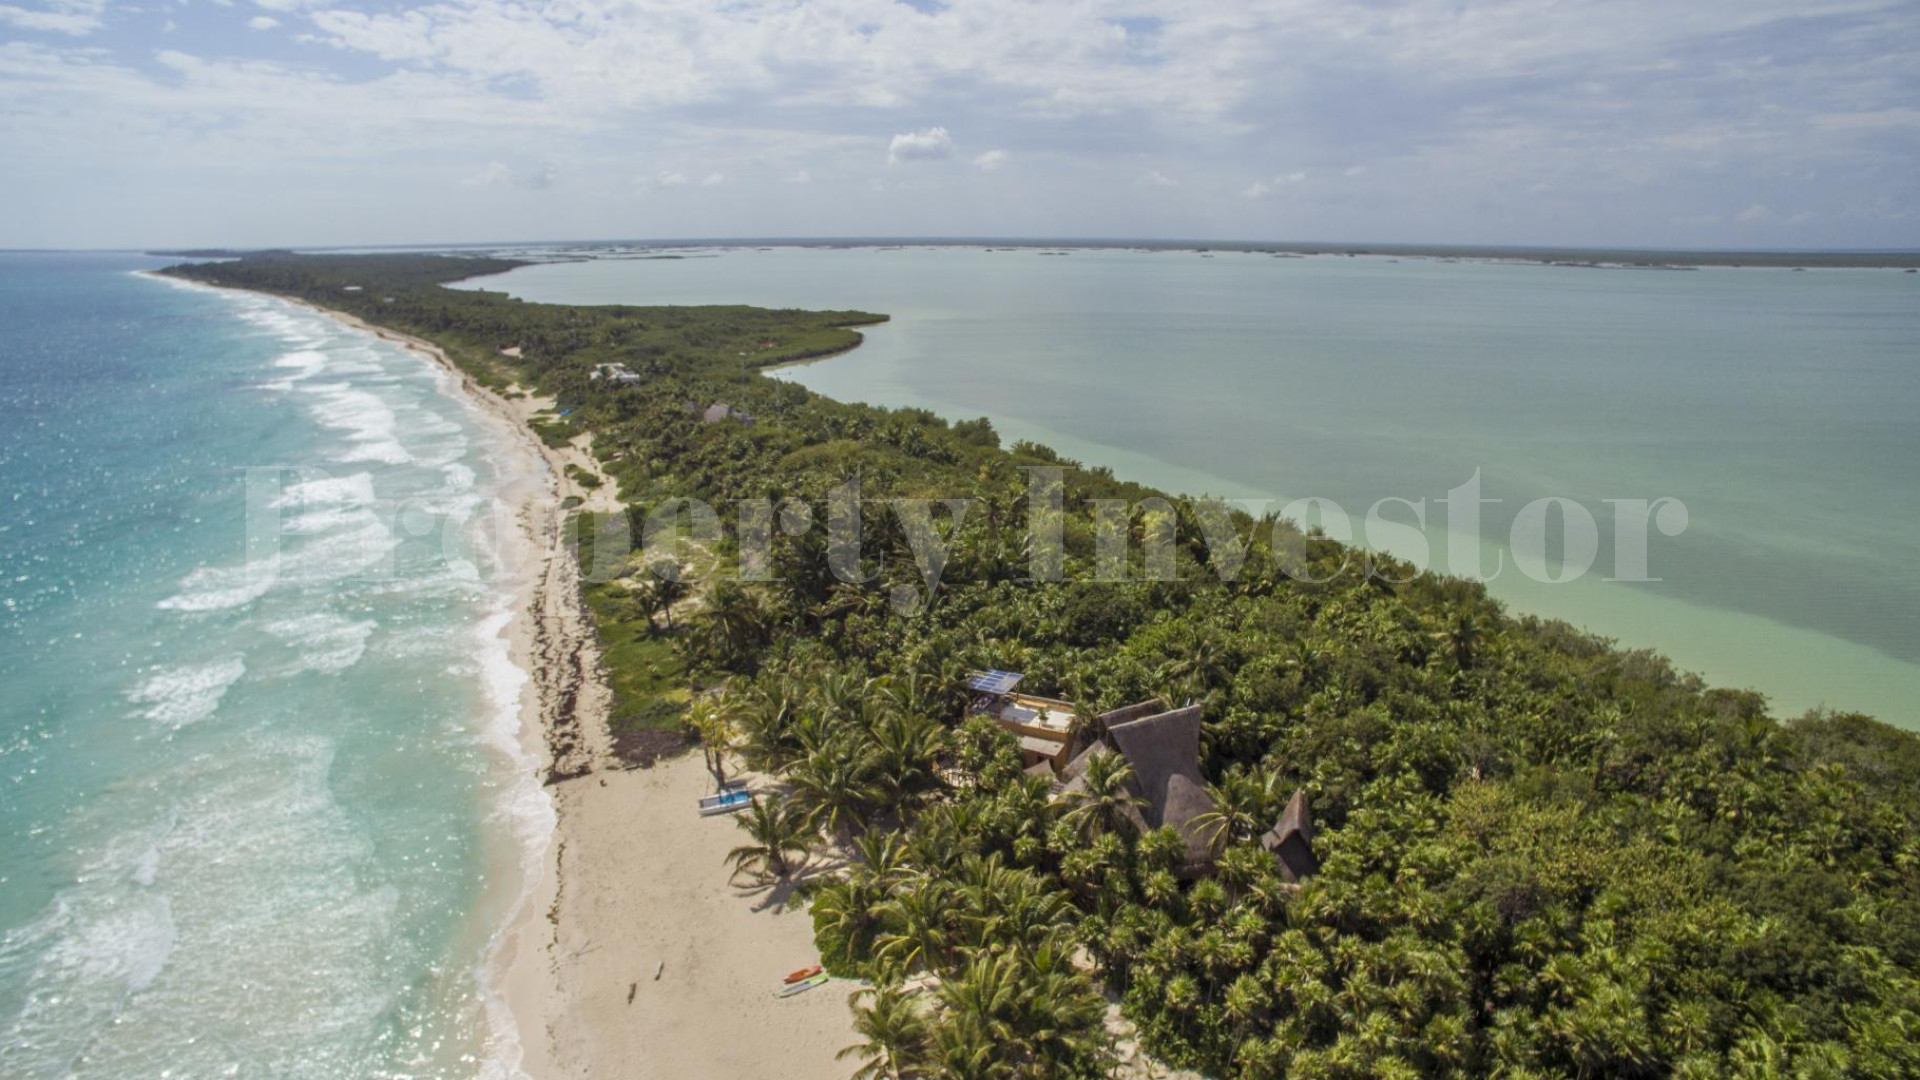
[462,245,1920,727]
[0,254,549,1078]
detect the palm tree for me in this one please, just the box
[786,733,884,839]
[874,879,956,982]
[642,559,690,630]
[686,693,737,788]
[698,579,773,671]
[1012,942,1109,1069]
[954,855,1072,953]
[811,874,889,972]
[851,829,912,887]
[870,710,947,809]
[723,794,815,883]
[933,950,1022,1058]
[837,986,929,1080]
[1435,607,1491,672]
[1193,767,1281,855]
[735,693,797,774]
[1059,751,1145,842]
[810,668,879,723]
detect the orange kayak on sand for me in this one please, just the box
[783,965,822,984]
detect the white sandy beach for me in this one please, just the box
[288,304,859,1080]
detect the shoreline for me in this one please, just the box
[149,274,859,1080]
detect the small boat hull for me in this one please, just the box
[782,965,822,984]
[776,972,829,998]
[697,790,753,816]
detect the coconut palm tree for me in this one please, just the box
[932,949,1022,1059]
[686,692,738,788]
[953,855,1072,953]
[641,559,689,630]
[786,732,884,839]
[723,794,814,883]
[734,693,797,774]
[873,879,956,982]
[870,710,947,809]
[697,579,773,672]
[837,986,929,1080]
[1059,751,1145,842]
[1193,767,1282,855]
[850,829,913,887]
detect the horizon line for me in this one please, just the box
[7,235,1920,259]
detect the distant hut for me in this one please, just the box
[1260,790,1319,882]
[699,401,755,425]
[590,363,640,386]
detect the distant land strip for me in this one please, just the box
[143,238,1920,270]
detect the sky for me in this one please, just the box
[1,0,1916,250]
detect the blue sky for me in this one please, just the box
[1,0,1915,249]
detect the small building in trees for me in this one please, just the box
[1261,789,1320,882]
[964,675,1321,882]
[590,362,641,386]
[964,670,1081,772]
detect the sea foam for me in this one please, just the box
[155,557,280,612]
[128,656,246,728]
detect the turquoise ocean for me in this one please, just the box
[462,246,1920,727]
[0,254,549,1077]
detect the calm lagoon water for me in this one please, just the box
[0,254,548,1077]
[463,246,1920,726]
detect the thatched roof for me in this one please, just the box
[1105,706,1216,876]
[1260,789,1319,882]
[1095,698,1166,731]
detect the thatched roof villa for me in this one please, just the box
[966,671,1319,883]
[1058,701,1217,877]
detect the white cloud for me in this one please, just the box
[465,159,555,190]
[1735,202,1809,225]
[888,126,952,165]
[973,149,1007,171]
[0,0,1916,248]
[1241,181,1272,199]
[246,15,277,30]
[464,161,510,187]
[1136,170,1177,187]
[650,170,688,188]
[785,169,811,184]
[700,172,725,186]
[0,0,104,35]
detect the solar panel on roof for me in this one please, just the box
[965,669,1024,694]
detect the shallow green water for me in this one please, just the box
[462,246,1920,726]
